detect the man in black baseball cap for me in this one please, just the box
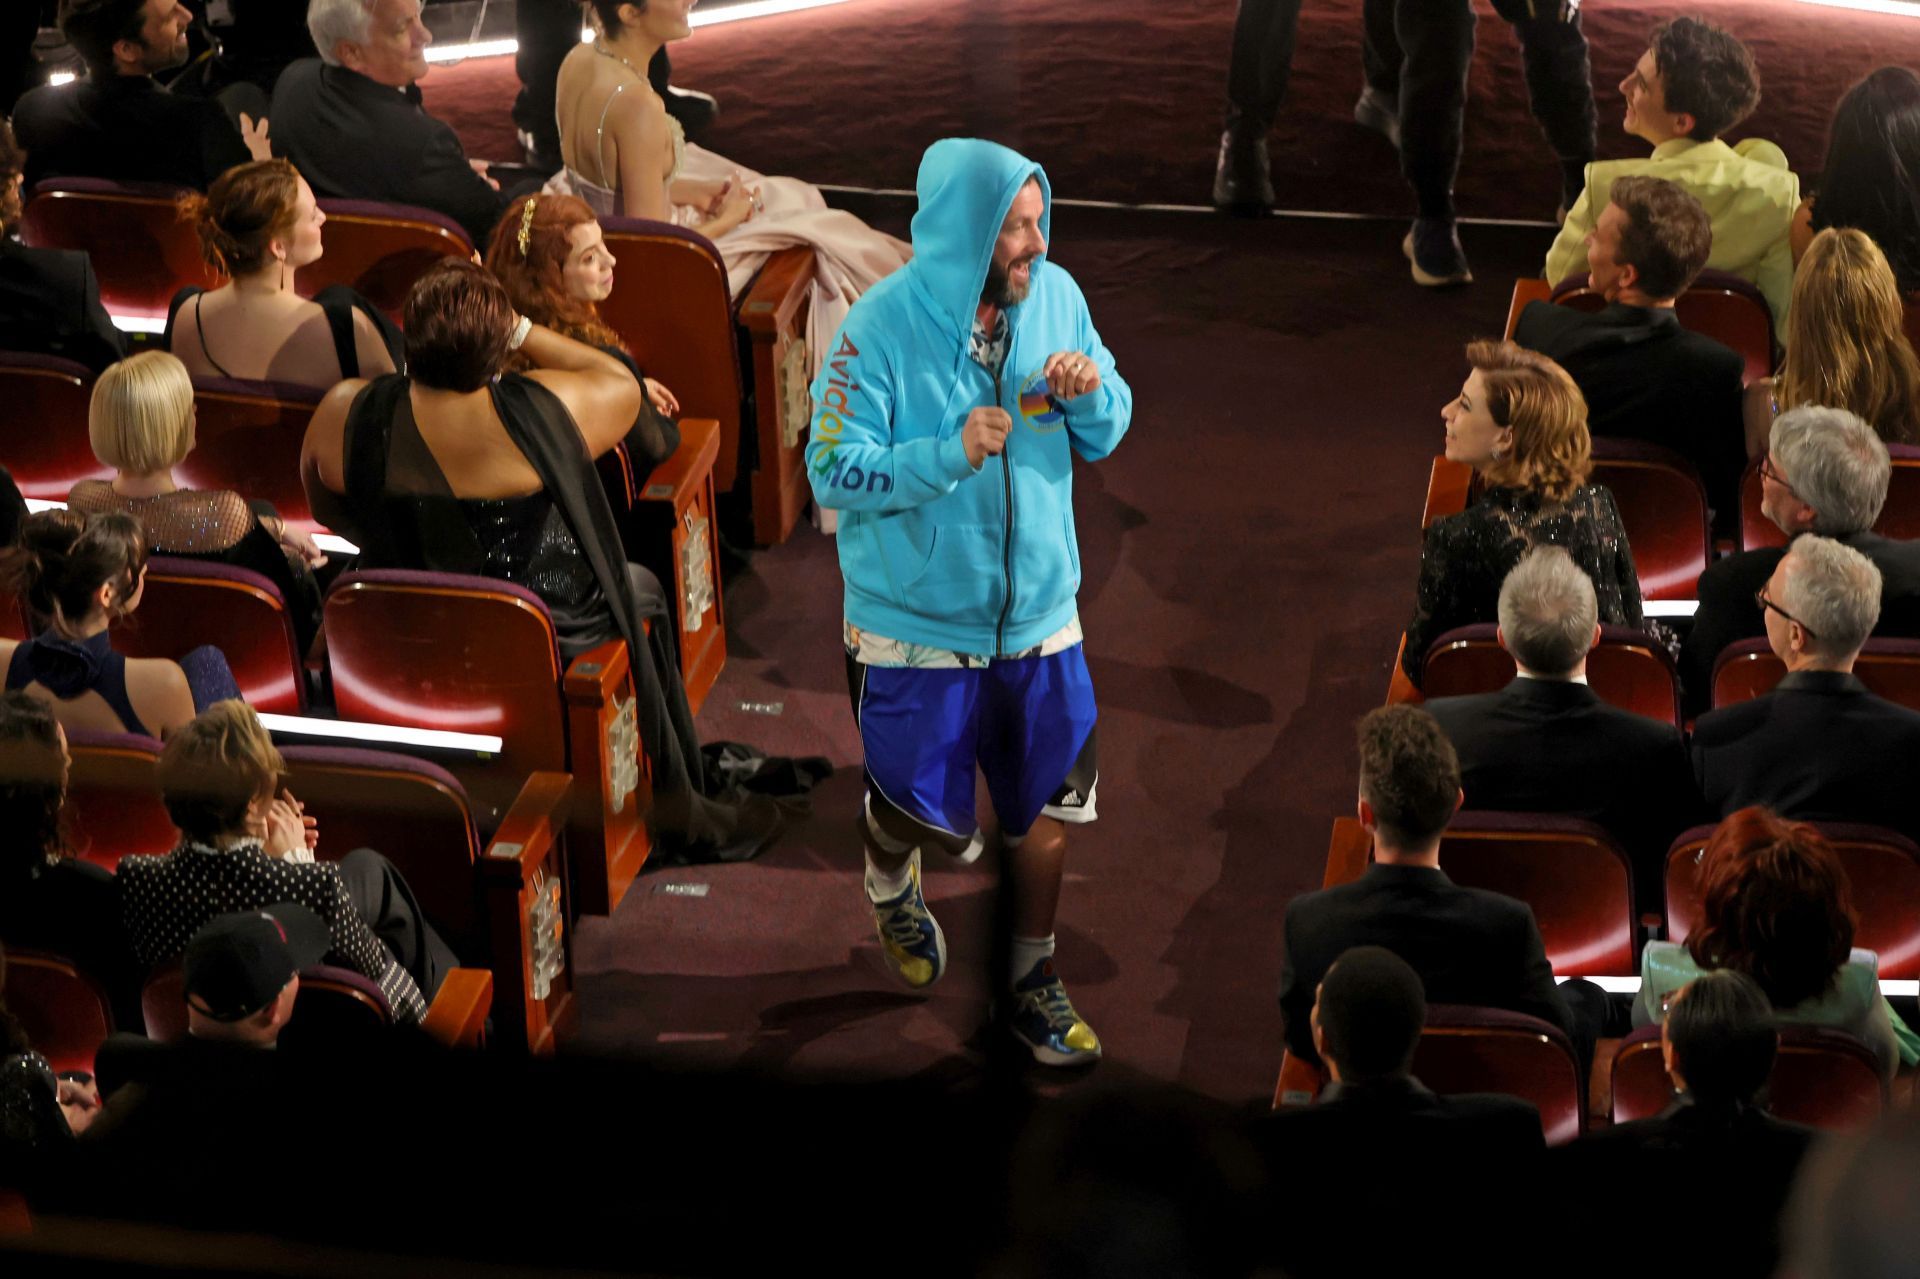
[182,903,329,1047]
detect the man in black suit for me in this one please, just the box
[11,0,265,191]
[1278,704,1572,1071]
[1513,174,1746,521]
[0,125,125,370]
[1694,535,1920,843]
[1427,546,1704,905]
[273,0,506,248]
[1682,406,1920,714]
[1255,946,1545,1277]
[1554,971,1818,1277]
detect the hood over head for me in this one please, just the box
[907,138,1052,344]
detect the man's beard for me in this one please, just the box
[148,34,190,74]
[981,255,1036,308]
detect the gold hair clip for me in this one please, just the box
[517,198,539,256]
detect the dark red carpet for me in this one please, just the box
[425,0,1920,218]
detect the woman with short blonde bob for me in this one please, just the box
[1749,228,1920,451]
[1402,339,1645,681]
[67,351,323,653]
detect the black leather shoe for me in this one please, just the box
[663,85,720,141]
[1354,85,1401,149]
[1403,218,1473,287]
[1212,129,1275,215]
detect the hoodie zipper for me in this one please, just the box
[994,368,1014,657]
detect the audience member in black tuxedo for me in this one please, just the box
[1425,546,1703,905]
[1682,407,1920,713]
[273,0,507,249]
[1556,970,1819,1278]
[0,116,123,373]
[1787,1111,1920,1279]
[1278,705,1572,1071]
[0,691,142,1028]
[1254,946,1544,1277]
[1403,339,1643,684]
[1694,536,1920,849]
[1793,67,1920,293]
[11,0,268,191]
[1513,174,1746,522]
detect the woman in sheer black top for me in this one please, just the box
[1403,340,1644,683]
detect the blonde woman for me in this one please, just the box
[1747,228,1920,454]
[66,351,322,652]
[1403,340,1645,682]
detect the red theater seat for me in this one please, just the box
[1710,637,1920,712]
[1422,623,1682,728]
[0,352,102,500]
[144,959,497,1052]
[19,179,217,323]
[623,417,727,715]
[278,745,574,1054]
[323,570,647,917]
[1440,812,1639,977]
[1588,439,1711,600]
[4,949,112,1075]
[64,730,173,873]
[296,199,475,325]
[1551,269,1775,383]
[1739,444,1920,552]
[179,378,325,532]
[114,557,307,712]
[1666,822,1920,979]
[1611,1022,1885,1130]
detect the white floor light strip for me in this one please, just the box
[1558,975,1920,998]
[1792,0,1920,15]
[257,712,503,755]
[424,0,860,62]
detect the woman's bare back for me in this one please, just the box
[172,289,344,388]
[554,43,674,214]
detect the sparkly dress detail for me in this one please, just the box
[1403,484,1645,681]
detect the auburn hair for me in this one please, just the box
[484,193,625,361]
[1686,807,1857,1009]
[1464,340,1592,503]
[177,159,305,278]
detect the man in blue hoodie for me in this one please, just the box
[806,139,1132,1067]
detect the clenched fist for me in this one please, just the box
[1042,351,1101,399]
[963,406,1013,468]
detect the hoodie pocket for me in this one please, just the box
[895,522,1001,621]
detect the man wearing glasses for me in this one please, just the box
[1680,406,1920,713]
[1693,535,1920,845]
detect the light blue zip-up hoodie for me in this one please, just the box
[806,139,1132,656]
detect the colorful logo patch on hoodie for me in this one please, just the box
[1018,370,1066,433]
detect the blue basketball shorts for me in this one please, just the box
[846,646,1099,854]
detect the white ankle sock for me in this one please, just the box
[1010,934,1056,984]
[865,849,915,902]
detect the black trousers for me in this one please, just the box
[513,0,673,153]
[1361,0,1595,220]
[336,847,460,1003]
[1223,0,1305,137]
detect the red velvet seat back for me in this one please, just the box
[1440,812,1638,976]
[4,950,112,1074]
[1552,269,1774,382]
[19,179,218,322]
[598,218,746,491]
[65,730,173,873]
[1611,1023,1886,1130]
[297,199,475,325]
[1666,822,1920,979]
[114,557,306,712]
[1711,638,1920,712]
[1423,623,1681,727]
[0,353,104,500]
[177,378,324,532]
[1414,1005,1586,1145]
[323,571,567,828]
[1588,440,1711,600]
[280,746,483,958]
[1740,446,1920,552]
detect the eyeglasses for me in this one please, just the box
[1758,452,1800,499]
[1755,584,1817,639]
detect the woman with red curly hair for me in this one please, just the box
[1634,807,1919,1080]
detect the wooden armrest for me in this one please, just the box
[1504,278,1553,340]
[562,638,650,916]
[482,770,573,880]
[1385,634,1423,706]
[561,639,631,708]
[1271,1050,1327,1109]
[1420,456,1473,529]
[639,417,720,505]
[480,769,574,1055]
[738,246,813,337]
[1323,816,1372,889]
[420,967,493,1048]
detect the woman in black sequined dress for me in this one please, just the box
[1403,340,1644,682]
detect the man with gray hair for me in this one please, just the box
[272,0,508,247]
[1694,535,1920,842]
[1427,546,1702,902]
[1682,405,1920,712]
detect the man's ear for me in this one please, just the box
[1357,796,1375,831]
[1616,257,1641,295]
[1671,111,1698,141]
